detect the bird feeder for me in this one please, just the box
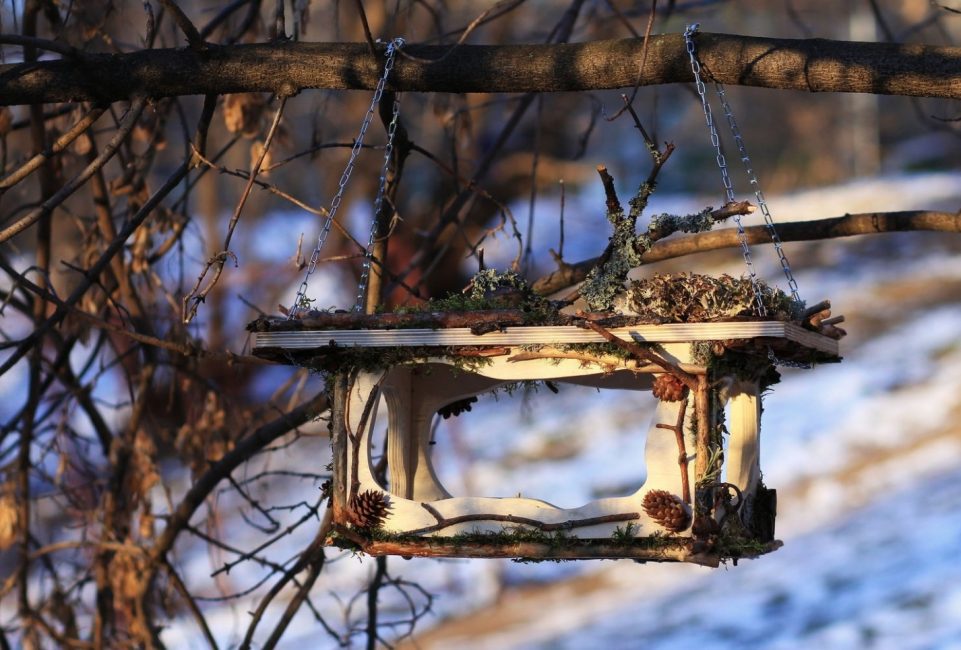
[249,280,841,566]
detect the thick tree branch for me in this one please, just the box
[532,210,961,295]
[2,33,961,105]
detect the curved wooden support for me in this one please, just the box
[329,340,775,563]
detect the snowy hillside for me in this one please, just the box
[398,175,961,650]
[157,174,961,649]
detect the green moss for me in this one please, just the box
[395,269,560,324]
[713,534,775,560]
[302,346,495,374]
[365,526,692,552]
[611,522,639,542]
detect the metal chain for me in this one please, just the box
[685,25,809,368]
[683,24,767,317]
[289,37,405,318]
[354,88,401,311]
[714,83,801,304]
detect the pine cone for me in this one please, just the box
[652,374,689,402]
[642,489,690,533]
[347,490,391,531]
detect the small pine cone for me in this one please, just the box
[652,374,689,402]
[643,489,691,533]
[347,490,391,530]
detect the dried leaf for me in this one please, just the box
[223,94,266,137]
[110,550,145,602]
[250,140,272,174]
[130,226,152,274]
[0,484,20,551]
[129,430,160,498]
[0,107,13,137]
[138,508,155,540]
[72,132,92,156]
[176,391,234,476]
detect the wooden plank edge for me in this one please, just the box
[254,321,789,346]
[782,322,840,356]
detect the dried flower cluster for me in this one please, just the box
[643,489,691,533]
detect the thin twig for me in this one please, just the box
[158,0,204,49]
[0,106,106,193]
[182,97,287,324]
[0,98,146,244]
[577,316,698,391]
[0,34,79,57]
[365,556,387,650]
[406,502,639,536]
[163,561,220,650]
[0,95,216,378]
[655,396,691,503]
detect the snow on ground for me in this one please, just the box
[537,465,961,650]
[406,295,961,649]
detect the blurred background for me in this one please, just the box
[1,1,960,648]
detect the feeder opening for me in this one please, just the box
[428,380,659,508]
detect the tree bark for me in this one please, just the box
[2,33,961,105]
[533,211,961,295]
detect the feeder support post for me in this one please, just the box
[330,372,350,521]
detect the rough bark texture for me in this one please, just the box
[533,211,961,295]
[3,33,961,105]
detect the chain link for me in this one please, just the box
[289,37,405,318]
[714,83,801,304]
[354,88,401,311]
[684,24,767,317]
[685,24,808,368]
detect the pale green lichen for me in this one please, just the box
[646,209,715,241]
[581,208,720,312]
[397,269,559,323]
[581,220,646,311]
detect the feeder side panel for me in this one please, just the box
[726,379,761,498]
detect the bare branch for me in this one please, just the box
[0,105,106,193]
[0,99,145,244]
[533,211,961,295]
[4,34,961,104]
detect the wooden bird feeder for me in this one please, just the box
[250,287,841,567]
